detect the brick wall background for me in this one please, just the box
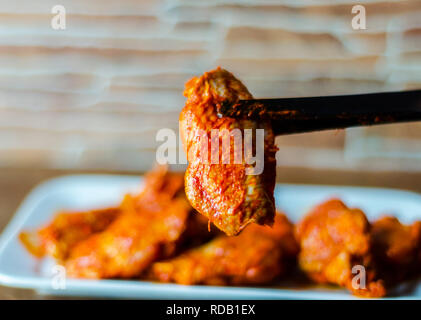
[0,0,420,172]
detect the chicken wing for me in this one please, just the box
[180,68,278,236]
[150,213,298,286]
[65,195,191,279]
[19,207,119,261]
[371,216,421,284]
[296,199,386,297]
[64,166,213,279]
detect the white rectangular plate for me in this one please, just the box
[0,174,420,299]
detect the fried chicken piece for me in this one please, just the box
[150,214,298,286]
[19,165,180,262]
[371,216,421,284]
[180,68,278,236]
[65,166,213,279]
[19,207,119,261]
[65,195,191,279]
[296,199,386,297]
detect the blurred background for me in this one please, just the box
[1,0,421,227]
[0,0,420,172]
[0,0,420,299]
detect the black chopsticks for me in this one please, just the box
[219,90,421,135]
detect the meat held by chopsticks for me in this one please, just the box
[295,199,386,298]
[180,68,278,236]
[150,213,299,286]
